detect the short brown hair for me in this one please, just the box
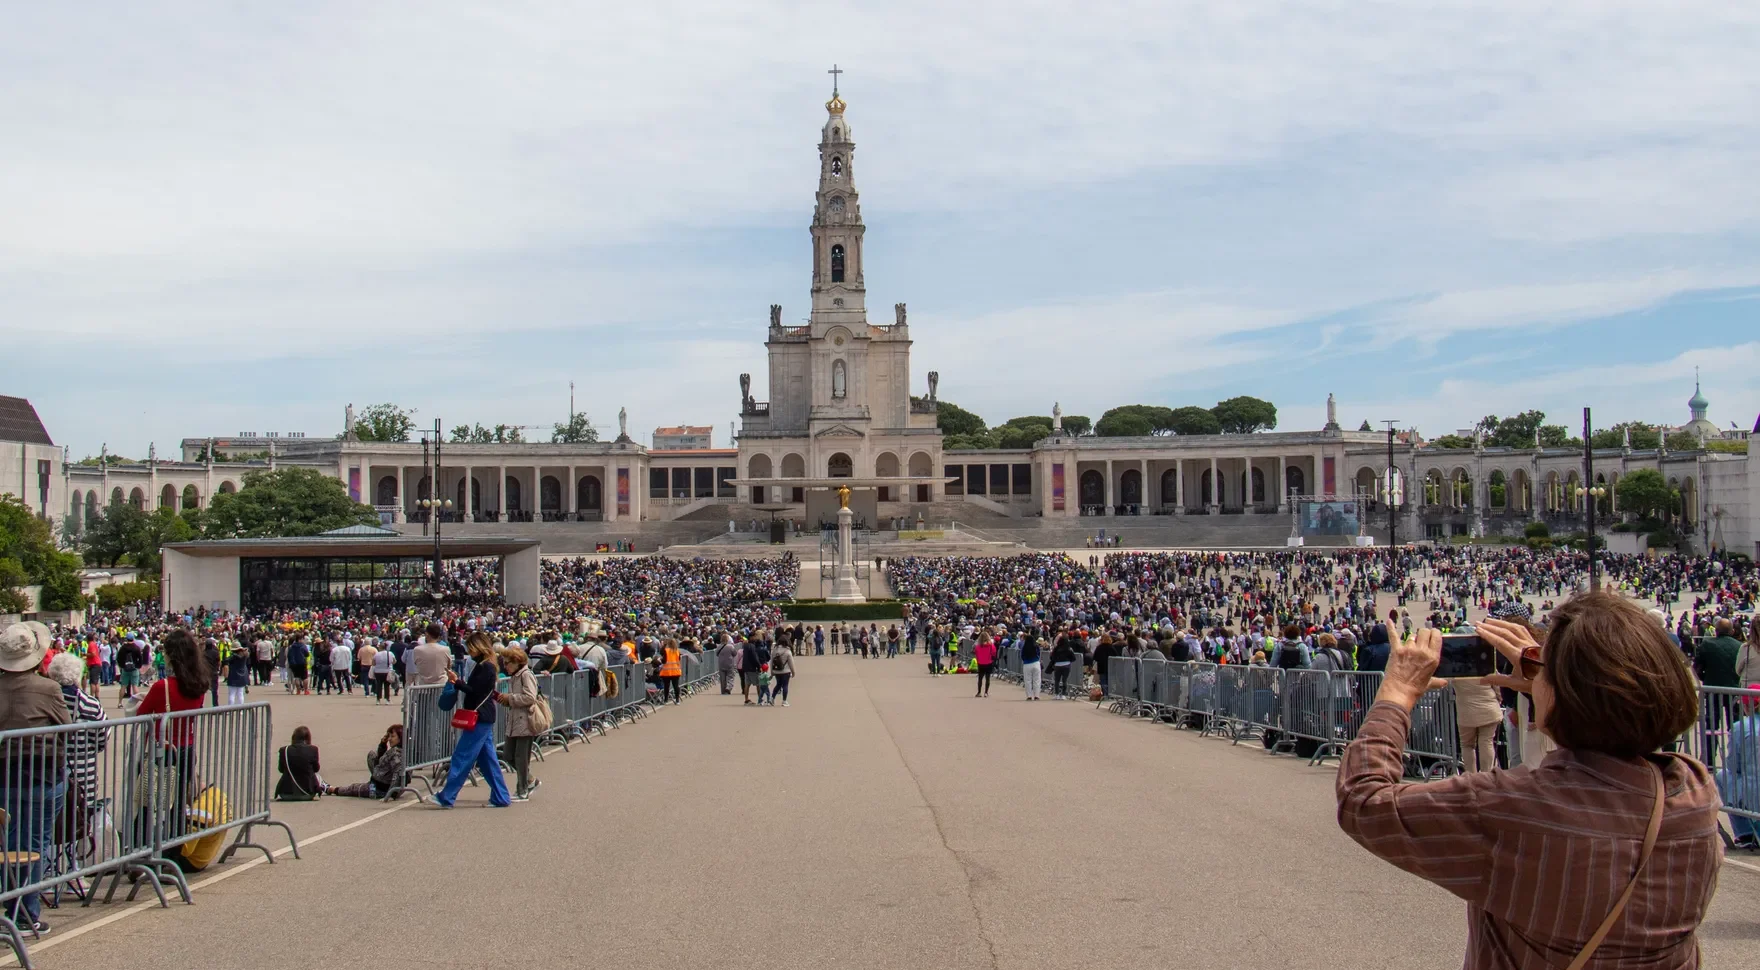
[1543,591,1698,758]
[1715,619,1734,638]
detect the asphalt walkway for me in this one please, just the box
[21,657,1760,969]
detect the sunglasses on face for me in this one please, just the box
[1519,646,1545,682]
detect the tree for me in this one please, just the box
[80,501,150,568]
[1664,430,1703,451]
[1210,396,1277,433]
[0,495,85,609]
[933,400,987,438]
[1358,420,1373,432]
[943,430,998,450]
[1429,434,1475,450]
[449,423,527,444]
[1591,422,1660,450]
[1475,410,1548,449]
[1615,468,1676,519]
[999,415,1053,431]
[995,422,1052,449]
[353,403,417,442]
[552,411,600,443]
[1167,406,1222,436]
[1061,415,1093,437]
[201,468,379,539]
[1538,425,1574,448]
[1094,411,1155,437]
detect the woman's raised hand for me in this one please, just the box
[1377,627,1447,711]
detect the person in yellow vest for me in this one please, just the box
[657,638,683,705]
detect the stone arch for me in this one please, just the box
[503,476,521,512]
[1510,469,1531,511]
[217,480,237,495]
[181,484,200,510]
[748,454,773,479]
[85,491,98,528]
[1285,466,1305,498]
[1679,476,1697,528]
[111,486,124,507]
[1593,472,1611,516]
[457,476,482,515]
[158,483,177,510]
[873,452,900,479]
[68,490,83,532]
[1079,469,1104,508]
[540,475,562,512]
[1488,469,1507,509]
[1449,468,1472,509]
[1159,468,1179,508]
[1422,469,1445,506]
[578,475,602,512]
[1201,468,1221,506]
[374,475,397,506]
[1354,466,1378,500]
[1119,468,1143,506]
[830,244,845,282]
[907,452,933,477]
[1247,467,1265,504]
[1542,470,1560,511]
[128,487,144,509]
[780,453,805,478]
[827,452,853,478]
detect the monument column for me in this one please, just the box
[566,465,577,518]
[462,463,474,521]
[1209,456,1219,511]
[1104,459,1114,515]
[1278,455,1289,511]
[1139,458,1148,515]
[1174,458,1184,513]
[496,464,506,519]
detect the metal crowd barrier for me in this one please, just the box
[398,661,665,800]
[0,702,298,970]
[1682,686,1760,846]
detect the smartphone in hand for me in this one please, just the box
[1435,634,1495,678]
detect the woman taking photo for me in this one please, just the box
[1337,591,1718,968]
[329,724,406,800]
[431,633,510,809]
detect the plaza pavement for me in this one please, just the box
[17,654,1760,969]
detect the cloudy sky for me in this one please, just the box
[6,1,1758,458]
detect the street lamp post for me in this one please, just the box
[418,419,447,597]
[1581,407,1601,591]
[1381,420,1400,552]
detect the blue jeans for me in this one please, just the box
[434,725,510,808]
[1717,769,1757,840]
[4,781,66,924]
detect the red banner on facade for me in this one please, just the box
[1052,463,1065,511]
[1322,456,1336,499]
[616,467,630,516]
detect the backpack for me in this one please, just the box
[1275,641,1305,669]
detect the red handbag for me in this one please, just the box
[451,693,490,730]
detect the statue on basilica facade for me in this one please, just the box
[769,304,782,328]
[927,371,939,401]
[618,407,628,440]
[739,373,751,409]
[894,303,907,326]
[1052,402,1063,432]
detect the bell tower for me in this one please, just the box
[810,65,865,324]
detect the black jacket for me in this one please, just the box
[455,661,498,727]
[275,743,321,800]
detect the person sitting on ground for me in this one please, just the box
[328,724,407,799]
[274,725,323,801]
[1338,591,1718,968]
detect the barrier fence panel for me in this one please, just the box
[0,703,299,970]
[1244,665,1284,745]
[1686,686,1760,843]
[999,646,1022,683]
[1404,686,1462,779]
[1186,662,1221,735]
[1138,658,1167,716]
[1104,657,1138,713]
[1215,665,1254,742]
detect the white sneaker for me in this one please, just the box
[782,700,790,707]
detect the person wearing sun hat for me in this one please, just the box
[0,622,71,936]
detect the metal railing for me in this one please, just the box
[0,701,298,969]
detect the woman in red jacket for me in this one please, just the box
[973,633,997,698]
[135,628,211,836]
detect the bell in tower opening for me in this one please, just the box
[831,244,845,283]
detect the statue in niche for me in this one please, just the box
[895,303,907,326]
[927,371,939,401]
[832,359,848,399]
[769,304,782,328]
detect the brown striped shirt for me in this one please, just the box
[1337,701,1721,968]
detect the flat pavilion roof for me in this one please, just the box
[163,536,541,559]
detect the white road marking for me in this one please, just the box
[0,799,420,966]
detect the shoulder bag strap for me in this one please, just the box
[1564,761,1667,970]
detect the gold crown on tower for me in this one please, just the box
[826,92,846,115]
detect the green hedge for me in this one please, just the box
[780,599,907,621]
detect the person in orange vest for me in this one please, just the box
[657,638,683,705]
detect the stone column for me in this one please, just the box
[462,463,473,521]
[606,462,618,523]
[497,464,507,519]
[1209,456,1218,510]
[1104,459,1114,515]
[1278,456,1289,511]
[1174,458,1183,513]
[1139,458,1148,515]
[567,465,577,518]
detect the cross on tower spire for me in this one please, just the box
[827,64,843,96]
